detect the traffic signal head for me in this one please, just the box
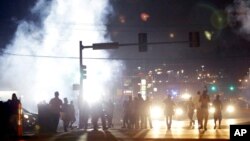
[138,33,148,52]
[229,85,235,91]
[80,65,87,79]
[189,32,200,47]
[211,86,216,91]
[210,85,217,92]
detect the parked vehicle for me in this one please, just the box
[23,108,38,132]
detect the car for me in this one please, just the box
[22,108,38,132]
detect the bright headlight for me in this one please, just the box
[175,108,183,116]
[150,106,163,119]
[209,107,215,114]
[194,109,197,113]
[24,114,29,119]
[226,105,235,113]
[181,93,191,100]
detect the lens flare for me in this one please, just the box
[140,12,150,22]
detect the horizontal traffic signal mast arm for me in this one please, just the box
[81,41,190,48]
[119,41,189,47]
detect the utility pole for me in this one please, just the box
[79,41,84,98]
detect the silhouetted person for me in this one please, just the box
[144,96,153,129]
[91,101,106,131]
[49,91,63,133]
[163,95,175,130]
[213,95,223,129]
[61,98,70,132]
[8,93,21,136]
[199,90,210,130]
[121,96,134,129]
[122,98,129,128]
[133,97,140,129]
[104,98,114,128]
[127,96,134,129]
[69,101,76,129]
[37,100,50,133]
[137,94,145,129]
[194,91,202,129]
[187,97,195,128]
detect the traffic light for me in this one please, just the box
[209,85,217,92]
[80,65,87,79]
[189,32,200,47]
[229,85,235,91]
[138,33,147,52]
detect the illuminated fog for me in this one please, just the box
[0,0,121,112]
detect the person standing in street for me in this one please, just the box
[91,100,107,131]
[104,98,114,128]
[193,91,202,129]
[213,95,223,129]
[49,91,63,133]
[199,89,210,130]
[144,96,153,129]
[69,101,76,129]
[186,97,195,129]
[137,94,145,129]
[61,98,70,132]
[8,93,21,135]
[163,95,175,130]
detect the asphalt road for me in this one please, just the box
[14,117,250,141]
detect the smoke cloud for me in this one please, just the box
[0,0,122,112]
[227,0,250,36]
[226,0,250,99]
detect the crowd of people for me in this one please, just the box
[121,87,223,131]
[0,85,225,139]
[35,87,224,133]
[37,91,76,133]
[38,91,115,133]
[122,94,153,129]
[188,89,223,130]
[78,96,114,131]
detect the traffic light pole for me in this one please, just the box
[79,32,199,97]
[79,41,83,99]
[79,41,118,99]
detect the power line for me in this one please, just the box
[2,52,250,62]
[1,52,178,61]
[2,52,77,59]
[2,52,150,60]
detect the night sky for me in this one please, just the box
[0,0,249,77]
[107,0,250,78]
[0,0,36,48]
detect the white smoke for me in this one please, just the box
[0,0,122,112]
[227,0,250,35]
[227,0,250,99]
